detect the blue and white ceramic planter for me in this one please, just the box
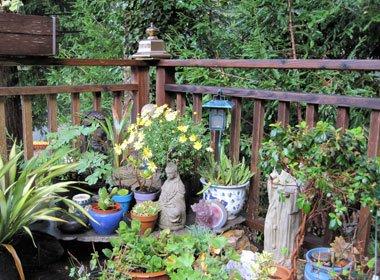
[304,247,352,280]
[200,178,250,220]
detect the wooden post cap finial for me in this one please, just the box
[146,23,159,39]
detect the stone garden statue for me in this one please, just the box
[264,170,301,268]
[158,162,186,230]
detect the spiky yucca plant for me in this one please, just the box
[0,144,89,279]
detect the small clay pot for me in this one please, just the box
[131,212,158,234]
[128,270,169,280]
[270,265,292,280]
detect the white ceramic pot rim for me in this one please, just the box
[200,177,250,190]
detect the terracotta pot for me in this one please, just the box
[131,212,158,234]
[270,265,292,280]
[129,270,169,280]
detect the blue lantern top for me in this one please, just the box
[202,99,233,109]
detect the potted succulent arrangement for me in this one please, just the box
[69,222,240,280]
[304,236,356,279]
[199,148,253,220]
[88,187,123,235]
[130,201,160,234]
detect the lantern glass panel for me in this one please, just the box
[209,109,226,130]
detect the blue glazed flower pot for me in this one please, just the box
[304,247,352,280]
[112,192,133,215]
[88,203,123,235]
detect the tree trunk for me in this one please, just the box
[0,66,23,144]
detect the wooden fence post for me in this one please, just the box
[132,66,150,119]
[247,99,265,231]
[229,97,241,163]
[21,95,33,159]
[156,66,175,107]
[278,101,290,126]
[0,97,6,161]
[71,92,80,126]
[92,91,101,111]
[305,104,318,128]
[47,94,58,132]
[357,110,380,254]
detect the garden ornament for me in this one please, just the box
[264,169,300,268]
[158,162,186,230]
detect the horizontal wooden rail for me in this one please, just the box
[158,59,380,71]
[165,84,380,110]
[0,57,149,67]
[0,84,138,96]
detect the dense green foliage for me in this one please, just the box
[70,221,238,279]
[17,0,380,132]
[260,121,379,230]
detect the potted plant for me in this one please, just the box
[112,188,133,215]
[199,148,253,219]
[304,236,356,279]
[0,144,90,279]
[88,187,123,235]
[130,201,160,234]
[114,104,208,203]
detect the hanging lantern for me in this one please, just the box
[202,92,233,131]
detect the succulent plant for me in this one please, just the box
[98,187,118,211]
[131,201,160,216]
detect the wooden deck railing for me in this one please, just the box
[156,59,380,254]
[1,57,379,253]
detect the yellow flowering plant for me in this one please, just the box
[117,105,208,177]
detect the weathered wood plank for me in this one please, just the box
[277,101,290,126]
[305,104,318,128]
[112,91,123,122]
[229,97,241,163]
[336,107,350,131]
[92,91,101,111]
[0,58,148,67]
[357,110,380,254]
[71,92,80,126]
[193,94,202,123]
[47,94,58,132]
[0,97,6,161]
[247,100,265,227]
[21,95,33,159]
[158,59,380,71]
[156,67,175,107]
[176,93,186,115]
[165,84,380,110]
[0,84,138,96]
[131,66,150,115]
[0,13,54,35]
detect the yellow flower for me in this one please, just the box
[193,141,202,150]
[153,106,165,118]
[127,124,137,133]
[137,132,145,142]
[144,119,152,127]
[179,135,187,143]
[114,144,122,155]
[165,110,177,121]
[147,161,157,172]
[177,125,189,133]
[134,141,143,150]
[126,133,135,144]
[142,147,153,159]
[189,134,197,142]
[120,139,128,150]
